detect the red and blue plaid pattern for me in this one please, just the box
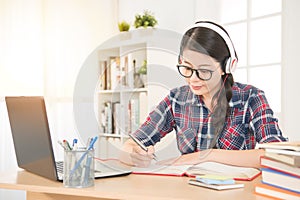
[133,82,287,154]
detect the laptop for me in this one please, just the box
[5,96,131,181]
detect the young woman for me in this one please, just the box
[119,21,287,168]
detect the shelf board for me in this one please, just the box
[100,133,122,138]
[98,90,121,94]
[98,87,147,94]
[99,133,130,138]
[122,88,147,93]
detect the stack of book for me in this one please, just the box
[255,141,300,199]
[99,54,146,91]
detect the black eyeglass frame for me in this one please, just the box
[176,64,216,81]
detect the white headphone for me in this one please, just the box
[188,22,238,74]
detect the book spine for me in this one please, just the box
[112,102,121,135]
[127,54,134,89]
[104,102,112,134]
[265,151,300,167]
[110,57,121,90]
[255,183,300,199]
[261,168,300,193]
[99,60,107,90]
[260,156,300,178]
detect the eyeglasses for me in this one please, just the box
[177,64,216,81]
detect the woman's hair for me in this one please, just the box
[179,21,237,147]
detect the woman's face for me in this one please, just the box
[180,49,224,99]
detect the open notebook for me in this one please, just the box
[132,161,261,181]
[5,96,131,181]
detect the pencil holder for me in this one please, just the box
[63,149,94,188]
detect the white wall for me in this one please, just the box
[194,0,220,22]
[0,0,118,199]
[42,0,119,160]
[1,0,299,199]
[118,0,196,33]
[281,0,300,141]
[43,0,119,98]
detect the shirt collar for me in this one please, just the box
[229,83,244,108]
[187,90,204,106]
[186,83,244,108]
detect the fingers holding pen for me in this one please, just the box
[146,145,156,158]
[131,145,155,167]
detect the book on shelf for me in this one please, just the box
[103,102,112,134]
[261,167,300,193]
[121,55,129,87]
[121,54,135,88]
[112,102,121,135]
[188,179,244,191]
[255,183,300,200]
[100,101,123,135]
[106,58,111,90]
[109,56,121,90]
[260,156,300,178]
[99,60,107,90]
[132,161,261,181]
[257,141,300,152]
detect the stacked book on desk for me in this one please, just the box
[255,141,300,199]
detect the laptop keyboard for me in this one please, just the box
[56,161,64,173]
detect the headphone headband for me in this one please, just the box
[188,22,238,73]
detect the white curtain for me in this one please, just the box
[0,0,117,199]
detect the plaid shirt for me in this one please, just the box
[133,82,287,154]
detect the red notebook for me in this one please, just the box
[132,161,261,181]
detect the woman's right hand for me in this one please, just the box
[130,144,155,168]
[119,138,155,168]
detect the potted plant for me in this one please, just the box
[118,21,130,32]
[134,10,158,29]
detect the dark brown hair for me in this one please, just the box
[179,21,237,147]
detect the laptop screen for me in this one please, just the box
[6,96,132,181]
[5,96,59,180]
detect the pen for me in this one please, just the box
[72,139,78,150]
[58,140,67,150]
[129,134,157,161]
[63,140,72,150]
[87,136,98,150]
[85,137,92,149]
[70,136,98,175]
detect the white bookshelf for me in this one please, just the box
[96,31,153,150]
[95,29,183,159]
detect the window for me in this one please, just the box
[219,0,282,114]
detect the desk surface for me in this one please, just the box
[0,169,273,200]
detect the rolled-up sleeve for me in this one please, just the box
[132,95,175,146]
[248,90,287,143]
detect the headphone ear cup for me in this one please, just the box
[224,57,237,74]
[230,58,237,73]
[225,58,231,74]
[223,57,231,74]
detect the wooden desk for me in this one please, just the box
[0,169,272,200]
